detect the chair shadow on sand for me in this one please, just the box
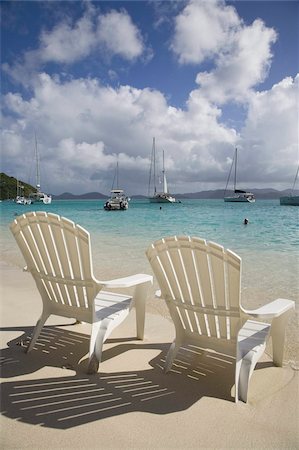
[0,324,274,430]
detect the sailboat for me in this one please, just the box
[15,180,32,205]
[104,162,129,210]
[224,148,255,203]
[29,134,52,204]
[280,165,299,206]
[148,137,176,203]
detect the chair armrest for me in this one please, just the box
[242,298,295,319]
[98,273,153,289]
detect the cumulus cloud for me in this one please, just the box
[2,6,146,86]
[171,0,239,64]
[97,10,144,60]
[171,0,277,103]
[40,12,96,64]
[195,18,277,103]
[2,70,297,193]
[239,75,299,183]
[1,72,238,194]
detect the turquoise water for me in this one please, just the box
[1,198,298,362]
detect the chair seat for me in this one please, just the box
[94,291,132,321]
[238,320,271,354]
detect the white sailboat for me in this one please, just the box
[224,148,255,203]
[29,134,52,204]
[104,162,129,210]
[280,165,299,206]
[148,137,176,203]
[15,180,32,205]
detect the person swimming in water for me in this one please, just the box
[243,218,249,225]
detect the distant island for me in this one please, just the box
[1,172,297,201]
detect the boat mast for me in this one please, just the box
[153,137,156,194]
[162,149,168,194]
[234,147,237,192]
[291,164,299,193]
[224,148,235,197]
[116,161,119,189]
[35,133,41,192]
[148,138,154,197]
[111,161,119,190]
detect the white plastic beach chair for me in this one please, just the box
[10,212,152,373]
[146,236,294,403]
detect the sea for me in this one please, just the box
[1,198,298,366]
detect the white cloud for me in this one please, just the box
[196,18,277,104]
[239,75,299,182]
[2,7,146,86]
[40,13,96,64]
[97,10,144,60]
[1,72,237,194]
[2,72,298,194]
[171,0,239,64]
[172,0,277,104]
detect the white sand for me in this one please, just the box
[0,261,298,449]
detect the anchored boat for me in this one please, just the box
[224,148,255,203]
[148,137,176,203]
[15,180,32,205]
[104,162,129,210]
[280,165,299,206]
[29,134,52,204]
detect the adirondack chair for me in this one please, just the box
[10,212,152,373]
[146,236,294,403]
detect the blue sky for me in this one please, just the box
[1,0,298,195]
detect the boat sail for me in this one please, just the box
[148,137,175,203]
[29,134,52,204]
[224,148,255,203]
[104,162,129,210]
[280,164,299,206]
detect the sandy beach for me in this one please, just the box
[1,259,298,449]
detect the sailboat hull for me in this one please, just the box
[149,194,176,203]
[280,196,299,206]
[29,193,52,204]
[224,195,255,203]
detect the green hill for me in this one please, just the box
[0,173,36,201]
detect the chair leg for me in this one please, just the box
[87,320,109,374]
[235,343,266,403]
[234,348,242,403]
[26,311,50,353]
[134,281,152,340]
[165,336,183,373]
[271,310,293,367]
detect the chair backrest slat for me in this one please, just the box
[39,215,75,307]
[146,236,242,341]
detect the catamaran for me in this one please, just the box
[280,164,299,206]
[29,134,52,204]
[104,162,129,210]
[224,148,255,203]
[148,137,175,203]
